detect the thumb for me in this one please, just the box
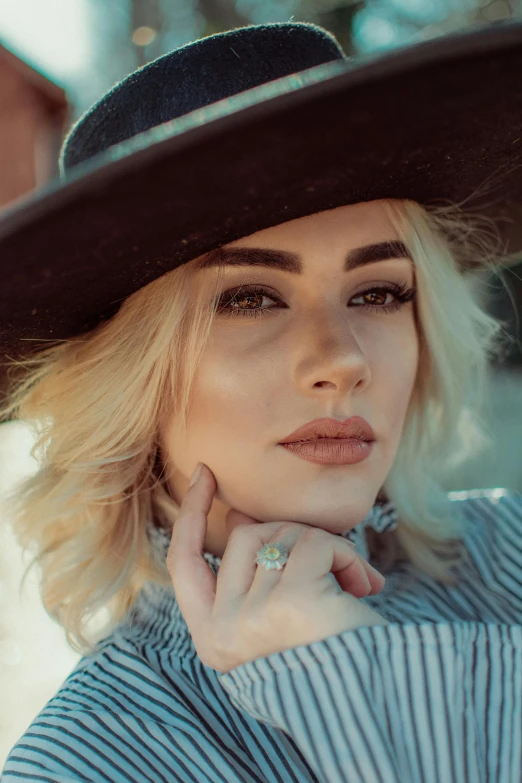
[225,507,261,533]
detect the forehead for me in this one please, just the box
[197,200,412,275]
[224,200,400,250]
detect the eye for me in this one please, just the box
[213,282,417,319]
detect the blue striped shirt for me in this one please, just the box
[2,488,521,782]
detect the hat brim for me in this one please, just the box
[1,20,522,379]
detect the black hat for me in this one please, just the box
[1,20,522,402]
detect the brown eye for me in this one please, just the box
[215,285,282,319]
[214,282,417,319]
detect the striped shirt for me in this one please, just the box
[1,488,521,783]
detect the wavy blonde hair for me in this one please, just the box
[0,197,515,655]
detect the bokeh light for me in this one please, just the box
[132,25,158,46]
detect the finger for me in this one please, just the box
[245,523,303,603]
[277,528,374,599]
[226,507,385,595]
[218,519,383,609]
[246,526,371,605]
[167,463,217,639]
[215,518,301,611]
[214,520,270,608]
[357,558,386,594]
[336,537,386,594]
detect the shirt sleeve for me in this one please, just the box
[0,705,263,783]
[218,621,522,783]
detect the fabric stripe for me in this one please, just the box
[220,622,522,783]
[2,488,521,783]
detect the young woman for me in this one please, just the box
[0,20,521,783]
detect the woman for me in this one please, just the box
[0,20,521,783]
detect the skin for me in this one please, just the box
[159,199,419,558]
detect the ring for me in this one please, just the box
[255,542,289,571]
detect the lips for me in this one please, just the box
[279,416,375,444]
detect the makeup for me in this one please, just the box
[279,439,373,465]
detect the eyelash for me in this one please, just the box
[214,282,417,320]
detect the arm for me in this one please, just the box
[218,620,522,783]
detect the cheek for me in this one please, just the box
[375,323,419,421]
[189,343,277,431]
[188,315,419,429]
[159,347,272,490]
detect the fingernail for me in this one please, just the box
[369,564,385,582]
[189,462,203,487]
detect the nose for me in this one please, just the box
[296,309,372,393]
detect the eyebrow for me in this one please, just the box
[197,240,412,274]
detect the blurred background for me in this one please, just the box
[1,0,522,769]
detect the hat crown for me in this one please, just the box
[60,22,345,173]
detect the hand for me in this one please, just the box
[167,463,390,674]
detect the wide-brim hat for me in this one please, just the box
[2,19,522,417]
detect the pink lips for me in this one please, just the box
[279,416,375,444]
[279,439,374,465]
[278,416,375,466]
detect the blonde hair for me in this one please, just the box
[0,198,515,656]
